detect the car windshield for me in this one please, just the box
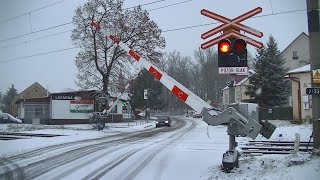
[5,113,15,119]
[0,0,318,179]
[157,116,168,120]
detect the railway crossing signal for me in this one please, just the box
[218,38,247,68]
[200,7,263,74]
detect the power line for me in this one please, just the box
[0,7,310,63]
[148,0,192,11]
[0,21,73,43]
[0,0,172,44]
[0,7,309,47]
[163,8,307,32]
[269,0,274,14]
[1,29,73,49]
[0,0,187,45]
[0,47,78,64]
[0,0,64,24]
[125,0,167,9]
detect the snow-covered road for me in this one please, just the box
[0,117,319,180]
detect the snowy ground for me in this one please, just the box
[0,120,155,157]
[210,120,319,180]
[0,118,319,180]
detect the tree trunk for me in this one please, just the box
[102,75,109,93]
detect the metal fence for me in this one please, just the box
[258,106,293,121]
[24,104,50,124]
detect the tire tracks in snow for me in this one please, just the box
[0,118,186,179]
[0,158,25,180]
[120,118,196,180]
[83,118,187,179]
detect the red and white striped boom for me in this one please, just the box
[104,69,142,113]
[91,22,218,116]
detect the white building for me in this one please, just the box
[281,32,310,71]
[287,64,312,121]
[16,88,130,124]
[222,75,251,109]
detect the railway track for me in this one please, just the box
[0,117,189,180]
[0,132,66,138]
[240,140,313,155]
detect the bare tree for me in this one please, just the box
[161,51,194,110]
[247,51,256,70]
[72,0,165,92]
[193,48,230,106]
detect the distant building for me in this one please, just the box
[287,64,312,121]
[11,82,49,117]
[222,74,251,109]
[280,32,310,71]
[15,83,130,124]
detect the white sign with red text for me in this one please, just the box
[219,67,248,74]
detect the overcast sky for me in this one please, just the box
[0,0,308,94]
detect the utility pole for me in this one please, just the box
[307,0,320,151]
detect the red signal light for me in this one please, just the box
[234,39,246,53]
[219,39,231,53]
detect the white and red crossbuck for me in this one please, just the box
[201,29,264,50]
[200,7,264,49]
[91,22,218,115]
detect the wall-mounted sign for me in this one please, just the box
[313,69,320,84]
[144,89,148,100]
[52,95,75,100]
[306,87,320,95]
[70,100,94,113]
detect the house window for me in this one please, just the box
[111,105,117,114]
[293,51,298,59]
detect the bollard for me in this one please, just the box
[293,133,300,155]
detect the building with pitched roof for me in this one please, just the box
[280,32,310,71]
[287,64,312,121]
[11,82,49,117]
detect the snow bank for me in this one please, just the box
[206,120,318,180]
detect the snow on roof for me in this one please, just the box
[109,92,130,101]
[236,77,248,86]
[287,64,310,74]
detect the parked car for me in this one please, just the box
[0,113,22,123]
[155,116,171,128]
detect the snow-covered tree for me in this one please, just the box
[245,35,290,107]
[72,0,165,92]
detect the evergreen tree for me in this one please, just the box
[2,85,18,114]
[129,70,165,111]
[0,92,4,111]
[245,36,290,107]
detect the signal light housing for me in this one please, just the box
[234,39,246,53]
[219,39,231,53]
[218,38,247,68]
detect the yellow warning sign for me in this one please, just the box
[313,69,320,84]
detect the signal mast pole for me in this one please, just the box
[228,75,236,151]
[306,0,320,151]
